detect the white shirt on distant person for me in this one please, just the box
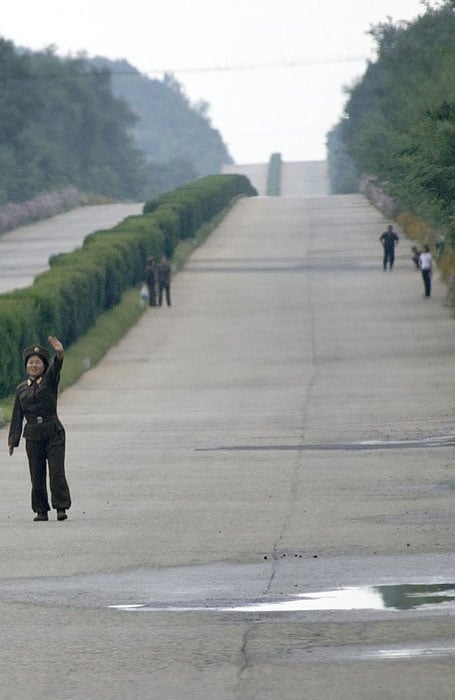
[419,251,432,270]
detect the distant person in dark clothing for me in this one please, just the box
[144,256,157,306]
[8,336,71,522]
[157,255,171,306]
[419,245,432,297]
[411,245,421,270]
[379,224,399,270]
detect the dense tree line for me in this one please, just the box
[91,59,233,195]
[0,39,147,202]
[326,123,359,194]
[327,1,455,249]
[0,39,233,205]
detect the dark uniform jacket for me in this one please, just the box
[8,355,64,446]
[379,230,399,250]
[144,262,156,286]
[157,260,171,285]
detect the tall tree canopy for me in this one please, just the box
[91,58,233,192]
[0,40,147,201]
[327,1,455,244]
[0,40,232,203]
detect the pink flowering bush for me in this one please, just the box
[0,187,86,233]
[359,174,398,219]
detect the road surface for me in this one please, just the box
[0,203,143,293]
[0,183,453,699]
[221,163,269,195]
[222,160,329,196]
[281,160,329,195]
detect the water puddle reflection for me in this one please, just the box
[285,642,455,663]
[371,645,455,660]
[109,582,455,613]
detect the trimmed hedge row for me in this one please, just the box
[266,153,282,196]
[0,174,257,397]
[144,174,257,252]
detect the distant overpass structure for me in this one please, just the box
[221,160,329,197]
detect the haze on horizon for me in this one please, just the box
[2,0,427,163]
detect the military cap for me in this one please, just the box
[23,344,50,368]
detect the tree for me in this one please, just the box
[0,43,149,200]
[331,0,455,235]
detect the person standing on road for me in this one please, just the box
[419,245,433,298]
[157,254,171,306]
[144,256,157,306]
[8,336,71,522]
[411,245,421,270]
[379,224,399,270]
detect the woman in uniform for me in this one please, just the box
[8,336,71,521]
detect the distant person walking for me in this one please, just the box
[411,245,421,270]
[8,336,71,522]
[419,245,433,297]
[157,255,171,306]
[144,256,157,306]
[379,224,399,270]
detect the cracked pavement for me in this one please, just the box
[0,172,454,699]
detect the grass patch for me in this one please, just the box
[59,287,145,392]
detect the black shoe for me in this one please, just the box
[57,509,68,521]
[34,512,48,522]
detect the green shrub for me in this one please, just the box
[0,174,256,397]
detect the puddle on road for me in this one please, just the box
[281,642,455,663]
[108,576,455,663]
[109,582,455,613]
[369,645,455,660]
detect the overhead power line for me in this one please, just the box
[144,54,370,76]
[1,53,369,83]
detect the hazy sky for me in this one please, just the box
[2,0,427,164]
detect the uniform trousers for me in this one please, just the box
[146,281,157,306]
[383,248,395,269]
[25,425,71,513]
[159,283,171,306]
[421,269,431,297]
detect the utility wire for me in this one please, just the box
[1,53,369,82]
[144,54,370,75]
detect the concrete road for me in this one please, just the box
[0,203,143,293]
[281,160,329,196]
[0,192,454,699]
[222,160,329,196]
